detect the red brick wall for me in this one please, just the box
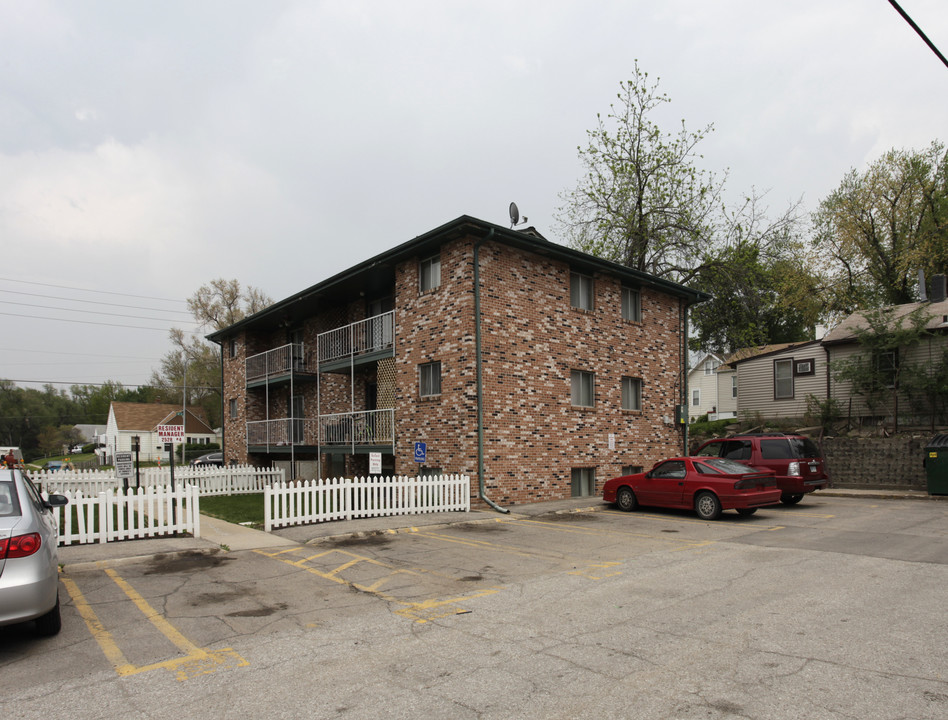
[391,235,685,504]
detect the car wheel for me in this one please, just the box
[781,493,804,505]
[34,593,62,637]
[694,491,722,520]
[736,508,757,516]
[616,487,637,512]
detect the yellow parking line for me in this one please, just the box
[61,571,248,681]
[256,547,501,623]
[507,516,711,548]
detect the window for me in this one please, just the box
[622,465,643,476]
[228,338,237,358]
[874,350,898,388]
[731,375,738,399]
[760,439,792,459]
[229,399,238,419]
[420,254,441,292]
[419,362,442,397]
[774,358,794,399]
[622,377,642,411]
[571,468,596,497]
[692,388,701,407]
[651,460,686,479]
[621,287,641,321]
[721,440,752,460]
[571,370,595,407]
[570,272,593,311]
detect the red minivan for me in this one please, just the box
[695,433,829,505]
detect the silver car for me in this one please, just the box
[0,468,69,636]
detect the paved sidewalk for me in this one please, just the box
[58,489,942,572]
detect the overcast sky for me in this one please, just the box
[2,0,946,392]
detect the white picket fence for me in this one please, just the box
[265,474,471,531]
[54,485,201,546]
[35,465,283,497]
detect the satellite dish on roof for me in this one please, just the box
[509,202,527,228]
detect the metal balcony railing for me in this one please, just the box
[317,311,394,366]
[246,343,309,383]
[246,417,318,447]
[246,409,394,450]
[319,409,394,447]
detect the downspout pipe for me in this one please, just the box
[474,229,509,513]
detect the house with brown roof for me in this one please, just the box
[723,341,826,423]
[725,274,948,427]
[105,402,218,462]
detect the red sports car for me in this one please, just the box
[602,457,781,520]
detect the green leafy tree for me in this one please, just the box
[557,61,723,281]
[152,279,272,428]
[812,141,948,316]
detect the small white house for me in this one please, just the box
[687,352,726,420]
[105,402,218,462]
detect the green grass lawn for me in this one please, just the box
[200,493,265,527]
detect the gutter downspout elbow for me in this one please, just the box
[474,229,509,514]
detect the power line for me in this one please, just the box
[4,348,161,360]
[3,379,217,389]
[888,0,948,70]
[0,299,201,324]
[0,288,193,315]
[0,276,188,304]
[0,311,204,333]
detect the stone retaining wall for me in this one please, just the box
[821,436,930,490]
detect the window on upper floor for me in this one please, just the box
[571,370,595,407]
[419,361,442,397]
[228,338,237,358]
[731,375,738,399]
[570,272,594,311]
[229,398,238,419]
[420,253,441,292]
[621,286,641,322]
[622,376,642,411]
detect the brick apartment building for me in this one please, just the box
[208,215,707,506]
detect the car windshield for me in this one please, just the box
[789,437,822,458]
[695,458,755,475]
[0,479,22,517]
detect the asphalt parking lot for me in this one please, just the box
[3,494,948,719]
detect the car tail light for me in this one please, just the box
[734,475,776,489]
[788,461,801,476]
[0,532,42,559]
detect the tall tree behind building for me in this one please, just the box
[151,279,272,428]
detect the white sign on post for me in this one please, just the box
[115,451,133,479]
[157,424,185,445]
[369,452,382,474]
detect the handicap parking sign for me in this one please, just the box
[413,442,427,463]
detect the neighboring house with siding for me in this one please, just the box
[105,402,217,462]
[822,292,948,426]
[686,352,725,420]
[726,341,826,423]
[207,215,708,505]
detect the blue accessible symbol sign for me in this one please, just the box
[413,442,427,463]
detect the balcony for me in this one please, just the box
[247,409,394,454]
[318,311,394,372]
[245,343,316,388]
